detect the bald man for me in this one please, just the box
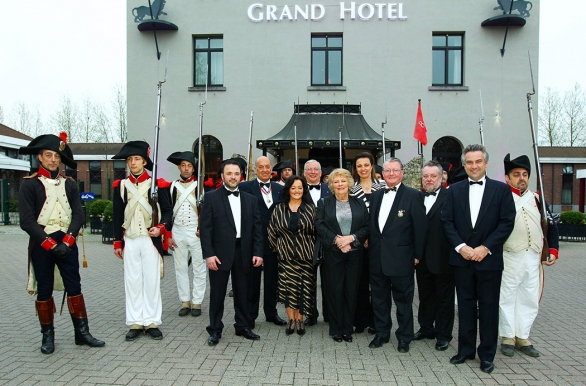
[239,157,286,327]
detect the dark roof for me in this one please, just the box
[0,124,33,141]
[538,146,586,158]
[68,143,125,155]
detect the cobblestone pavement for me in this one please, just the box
[1,225,585,385]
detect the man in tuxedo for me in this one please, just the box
[414,160,454,351]
[368,158,427,352]
[441,144,515,373]
[239,156,286,327]
[200,160,264,346]
[303,159,332,325]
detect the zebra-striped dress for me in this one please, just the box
[268,202,317,316]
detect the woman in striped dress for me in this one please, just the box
[350,152,386,334]
[268,176,316,335]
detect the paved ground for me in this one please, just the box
[0,225,585,385]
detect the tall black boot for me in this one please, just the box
[67,294,105,347]
[35,297,56,354]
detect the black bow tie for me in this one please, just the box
[226,190,240,197]
[309,184,321,190]
[424,191,437,196]
[260,182,270,189]
[384,186,397,194]
[469,180,483,186]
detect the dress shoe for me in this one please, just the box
[332,335,343,343]
[296,320,306,336]
[518,345,540,357]
[191,308,202,317]
[208,333,221,346]
[435,340,449,351]
[368,327,376,335]
[145,327,163,340]
[342,335,353,343]
[236,329,260,340]
[501,344,515,357]
[304,318,316,326]
[285,320,295,335]
[368,336,389,348]
[178,308,190,317]
[450,353,475,364]
[480,361,495,374]
[125,328,143,341]
[266,315,287,326]
[413,331,435,340]
[397,341,409,353]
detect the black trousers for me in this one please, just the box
[453,264,502,362]
[310,264,329,322]
[322,251,362,336]
[370,271,415,342]
[30,231,81,301]
[354,254,373,330]
[415,260,455,341]
[247,252,279,321]
[207,247,251,335]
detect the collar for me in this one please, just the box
[468,176,486,185]
[179,175,196,183]
[257,178,270,185]
[128,170,150,184]
[224,185,239,193]
[37,165,60,179]
[507,183,526,197]
[386,182,401,190]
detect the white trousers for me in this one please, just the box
[499,248,540,339]
[123,235,162,327]
[172,224,206,304]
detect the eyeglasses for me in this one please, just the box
[304,168,321,172]
[383,169,403,174]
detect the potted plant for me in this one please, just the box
[558,210,586,242]
[89,199,108,234]
[101,201,114,244]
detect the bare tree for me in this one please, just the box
[562,83,586,147]
[80,96,97,143]
[31,106,45,137]
[52,95,79,142]
[10,101,33,135]
[538,87,564,146]
[93,102,112,143]
[0,105,4,124]
[112,84,127,142]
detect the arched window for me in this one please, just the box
[432,136,462,175]
[193,135,223,183]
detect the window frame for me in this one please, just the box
[561,164,574,205]
[311,34,343,87]
[432,33,464,87]
[193,36,224,87]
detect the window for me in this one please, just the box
[65,165,77,181]
[311,35,342,86]
[89,161,102,199]
[432,34,463,86]
[114,161,126,181]
[562,164,573,205]
[193,135,223,182]
[194,36,224,87]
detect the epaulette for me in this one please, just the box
[112,179,121,188]
[65,175,76,182]
[157,178,171,189]
[24,172,38,179]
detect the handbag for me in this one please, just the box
[312,239,326,266]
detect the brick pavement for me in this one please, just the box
[0,225,585,385]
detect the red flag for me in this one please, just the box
[413,100,428,146]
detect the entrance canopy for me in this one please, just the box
[256,104,400,157]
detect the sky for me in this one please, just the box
[0,0,584,130]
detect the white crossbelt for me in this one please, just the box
[514,190,536,213]
[122,179,152,230]
[37,176,71,231]
[171,181,198,218]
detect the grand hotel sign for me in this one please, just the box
[247,2,408,22]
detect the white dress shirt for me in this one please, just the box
[469,176,486,228]
[257,178,273,209]
[225,186,242,238]
[424,187,440,215]
[309,184,321,206]
[378,183,401,232]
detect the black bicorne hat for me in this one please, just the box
[112,141,153,171]
[450,165,468,184]
[374,165,383,175]
[274,159,295,171]
[504,153,531,176]
[440,162,451,173]
[167,151,197,168]
[19,133,77,169]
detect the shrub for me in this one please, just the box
[560,210,586,225]
[7,199,19,212]
[89,199,109,217]
[103,201,114,222]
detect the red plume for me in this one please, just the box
[59,131,68,144]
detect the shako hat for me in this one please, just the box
[167,151,197,168]
[112,140,153,171]
[273,159,295,171]
[19,132,77,169]
[504,153,531,176]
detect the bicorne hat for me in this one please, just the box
[112,141,153,171]
[440,162,451,173]
[19,132,77,169]
[221,157,247,174]
[167,151,197,168]
[504,153,531,176]
[450,165,468,184]
[273,159,295,171]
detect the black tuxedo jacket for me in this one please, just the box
[369,184,427,277]
[199,188,263,274]
[441,177,516,271]
[421,188,452,274]
[239,180,283,255]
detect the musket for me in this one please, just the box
[479,89,485,145]
[526,52,550,262]
[381,114,388,162]
[150,52,168,227]
[247,111,254,180]
[196,65,208,227]
[294,101,300,175]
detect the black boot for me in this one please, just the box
[68,294,105,347]
[35,297,56,354]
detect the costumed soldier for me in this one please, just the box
[499,154,558,358]
[165,151,207,317]
[112,141,172,341]
[274,159,295,186]
[19,133,105,354]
